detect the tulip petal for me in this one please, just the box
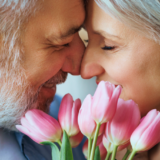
[69,131,83,148]
[83,135,107,160]
[99,123,105,136]
[20,117,48,141]
[131,111,160,151]
[16,125,46,143]
[92,81,121,124]
[25,109,62,139]
[107,98,140,146]
[130,109,159,149]
[82,140,88,158]
[103,134,114,152]
[78,94,96,138]
[70,98,81,136]
[58,94,73,134]
[92,81,110,123]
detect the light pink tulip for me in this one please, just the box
[92,81,122,124]
[58,93,81,136]
[69,131,84,148]
[82,140,88,159]
[106,98,140,146]
[83,135,107,160]
[16,109,62,144]
[130,109,160,152]
[78,94,105,138]
[97,135,108,160]
[103,134,130,153]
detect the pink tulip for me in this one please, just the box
[69,131,84,148]
[58,94,81,136]
[82,140,88,159]
[130,109,160,152]
[92,81,122,124]
[83,135,107,160]
[106,98,140,146]
[97,135,108,160]
[103,134,130,153]
[16,109,62,144]
[78,94,105,138]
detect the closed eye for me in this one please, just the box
[84,39,89,42]
[101,46,115,50]
[62,43,69,47]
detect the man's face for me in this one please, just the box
[22,0,85,110]
[0,0,85,130]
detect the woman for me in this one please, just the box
[81,0,160,159]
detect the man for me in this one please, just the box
[0,0,86,159]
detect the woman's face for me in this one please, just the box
[81,0,160,116]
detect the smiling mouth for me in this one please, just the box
[38,71,68,99]
[96,81,119,88]
[42,70,68,89]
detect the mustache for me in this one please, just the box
[44,70,68,86]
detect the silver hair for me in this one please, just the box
[0,0,40,78]
[95,0,160,44]
[0,0,41,130]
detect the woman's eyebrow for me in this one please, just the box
[93,29,122,40]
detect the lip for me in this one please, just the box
[96,81,100,85]
[96,81,119,88]
[41,86,56,99]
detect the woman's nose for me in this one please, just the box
[81,46,104,79]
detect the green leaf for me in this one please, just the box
[94,146,101,160]
[40,141,60,160]
[60,130,74,160]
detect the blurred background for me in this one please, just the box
[56,29,97,102]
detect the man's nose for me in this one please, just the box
[81,46,104,79]
[61,33,85,75]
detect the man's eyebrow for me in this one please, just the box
[48,25,83,42]
[61,25,83,39]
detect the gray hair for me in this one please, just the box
[0,0,40,79]
[0,1,42,130]
[95,0,160,44]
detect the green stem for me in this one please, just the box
[128,150,137,160]
[111,145,118,160]
[89,123,101,160]
[88,138,92,160]
[57,139,62,147]
[122,149,131,160]
[105,152,112,160]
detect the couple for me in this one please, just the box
[0,0,160,159]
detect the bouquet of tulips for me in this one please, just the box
[16,81,160,160]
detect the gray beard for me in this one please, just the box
[0,70,67,131]
[0,79,40,131]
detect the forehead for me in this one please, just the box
[33,0,85,41]
[85,0,135,41]
[42,0,85,19]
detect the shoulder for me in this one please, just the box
[0,129,26,160]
